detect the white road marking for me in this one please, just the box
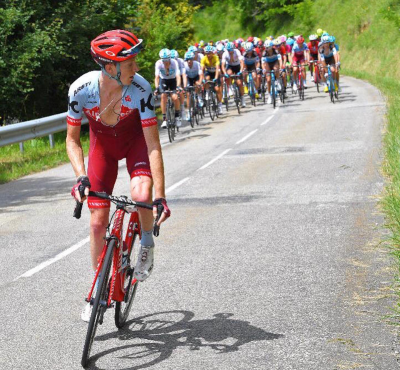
[261,116,273,126]
[15,236,90,280]
[197,149,232,170]
[236,129,258,145]
[166,177,190,194]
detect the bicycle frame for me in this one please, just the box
[86,206,141,307]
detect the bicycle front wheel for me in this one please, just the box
[81,238,115,368]
[115,232,140,328]
[189,95,195,128]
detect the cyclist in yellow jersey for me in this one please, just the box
[201,45,223,114]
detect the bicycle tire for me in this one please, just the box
[189,94,195,128]
[115,230,139,328]
[166,101,174,142]
[262,77,266,104]
[234,85,241,114]
[223,83,229,112]
[209,92,216,121]
[81,238,115,368]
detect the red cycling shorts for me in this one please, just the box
[86,109,152,209]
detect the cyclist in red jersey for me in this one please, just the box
[66,30,170,321]
[307,34,319,80]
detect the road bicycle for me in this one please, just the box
[203,80,219,121]
[73,192,163,368]
[260,73,267,104]
[309,60,322,93]
[296,64,307,101]
[322,65,338,103]
[245,69,257,107]
[229,74,242,114]
[222,78,230,112]
[160,90,179,142]
[186,86,200,127]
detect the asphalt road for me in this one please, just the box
[0,76,398,370]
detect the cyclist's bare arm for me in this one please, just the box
[154,75,160,91]
[66,125,86,179]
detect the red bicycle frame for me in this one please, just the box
[85,208,141,306]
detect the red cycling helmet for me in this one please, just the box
[297,36,305,44]
[91,29,143,66]
[247,36,254,43]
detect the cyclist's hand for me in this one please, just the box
[71,175,91,203]
[213,78,217,83]
[336,62,341,67]
[152,198,171,226]
[202,79,206,84]
[237,71,242,76]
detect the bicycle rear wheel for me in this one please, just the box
[115,230,140,328]
[81,239,115,368]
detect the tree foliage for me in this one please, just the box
[0,0,196,125]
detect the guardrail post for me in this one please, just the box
[49,134,55,148]
[19,142,24,153]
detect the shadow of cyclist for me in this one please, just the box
[89,310,283,370]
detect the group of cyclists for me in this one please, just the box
[155,28,341,127]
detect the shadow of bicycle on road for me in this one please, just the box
[88,310,283,370]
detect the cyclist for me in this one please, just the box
[261,40,282,104]
[290,35,309,91]
[201,44,223,115]
[221,41,246,107]
[183,51,203,121]
[189,45,204,63]
[154,48,182,128]
[307,34,320,81]
[318,34,339,92]
[330,35,341,91]
[242,41,261,97]
[66,29,171,321]
[171,49,187,121]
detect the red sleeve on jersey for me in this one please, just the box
[141,117,158,128]
[67,116,82,126]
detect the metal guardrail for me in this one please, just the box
[0,112,88,149]
[0,100,160,151]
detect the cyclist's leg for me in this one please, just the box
[127,148,155,281]
[87,143,118,270]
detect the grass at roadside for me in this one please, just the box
[0,131,90,184]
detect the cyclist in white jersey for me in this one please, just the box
[171,50,187,121]
[221,42,246,107]
[154,48,182,128]
[183,51,203,121]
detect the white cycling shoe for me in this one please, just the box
[161,120,167,129]
[293,83,298,92]
[134,245,154,282]
[241,96,246,107]
[267,95,272,104]
[176,117,182,127]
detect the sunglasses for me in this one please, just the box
[120,39,144,56]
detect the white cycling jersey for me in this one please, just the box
[184,61,202,79]
[222,50,243,66]
[155,59,181,80]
